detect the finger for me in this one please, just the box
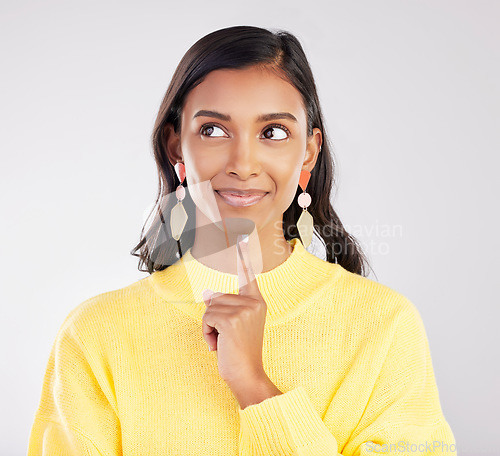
[237,234,257,296]
[202,314,218,351]
[202,290,225,307]
[202,289,214,306]
[202,289,219,351]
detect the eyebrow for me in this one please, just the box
[192,109,298,123]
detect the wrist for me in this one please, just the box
[227,372,283,410]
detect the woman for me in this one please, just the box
[28,26,456,455]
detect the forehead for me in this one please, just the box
[182,66,307,123]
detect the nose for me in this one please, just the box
[224,136,262,179]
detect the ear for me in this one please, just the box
[163,123,183,167]
[303,127,323,172]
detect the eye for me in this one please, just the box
[200,124,226,137]
[262,124,290,141]
[199,123,291,140]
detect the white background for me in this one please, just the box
[1,1,498,454]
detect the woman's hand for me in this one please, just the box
[202,234,267,384]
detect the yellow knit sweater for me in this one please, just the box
[28,237,456,455]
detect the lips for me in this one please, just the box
[215,190,268,207]
[215,188,268,195]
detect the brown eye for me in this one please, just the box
[200,124,225,137]
[262,124,290,140]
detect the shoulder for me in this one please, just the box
[58,276,151,341]
[330,264,423,329]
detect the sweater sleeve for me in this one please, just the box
[341,301,456,455]
[238,385,341,455]
[27,314,122,455]
[237,300,456,456]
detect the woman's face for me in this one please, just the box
[170,65,321,236]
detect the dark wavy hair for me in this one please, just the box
[131,25,373,277]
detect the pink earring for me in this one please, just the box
[296,169,313,248]
[170,162,188,241]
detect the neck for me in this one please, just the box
[190,209,292,275]
[148,236,339,324]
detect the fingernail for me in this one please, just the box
[202,289,213,301]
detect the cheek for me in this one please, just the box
[181,156,221,219]
[183,148,219,187]
[273,170,300,209]
[186,177,221,224]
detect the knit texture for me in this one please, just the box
[28,237,456,455]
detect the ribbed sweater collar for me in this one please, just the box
[147,237,340,324]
